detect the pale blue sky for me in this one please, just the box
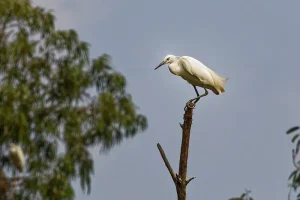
[33,0,300,199]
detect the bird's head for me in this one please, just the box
[154,55,177,70]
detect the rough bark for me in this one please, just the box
[157,103,196,200]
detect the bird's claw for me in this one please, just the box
[188,101,195,108]
[186,89,208,109]
[185,100,196,109]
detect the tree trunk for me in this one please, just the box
[157,103,196,200]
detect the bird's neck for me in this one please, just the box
[168,63,181,76]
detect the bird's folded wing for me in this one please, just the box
[179,56,215,85]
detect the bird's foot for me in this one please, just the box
[185,99,196,109]
[185,89,208,109]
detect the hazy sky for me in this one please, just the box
[32,0,300,199]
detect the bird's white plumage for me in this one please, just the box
[156,55,228,95]
[9,143,25,173]
[179,56,215,85]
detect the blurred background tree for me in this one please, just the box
[0,0,147,199]
[228,124,300,200]
[229,189,254,200]
[286,126,300,200]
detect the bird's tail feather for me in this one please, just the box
[220,77,229,85]
[219,77,228,94]
[208,69,228,95]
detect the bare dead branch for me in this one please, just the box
[157,143,176,184]
[178,103,194,180]
[186,177,196,185]
[177,103,194,200]
[157,101,196,200]
[179,123,183,129]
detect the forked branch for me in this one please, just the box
[157,143,176,183]
[157,102,196,200]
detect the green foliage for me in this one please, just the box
[292,134,300,143]
[287,127,300,135]
[287,126,300,200]
[0,0,147,199]
[229,190,254,200]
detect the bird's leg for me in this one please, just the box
[193,88,208,104]
[193,85,200,97]
[187,87,208,108]
[186,86,199,108]
[185,86,198,108]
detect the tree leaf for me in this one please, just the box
[287,126,300,134]
[292,134,300,143]
[289,170,297,180]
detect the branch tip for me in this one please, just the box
[157,143,176,183]
[186,177,196,185]
[179,123,183,129]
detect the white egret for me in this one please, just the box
[9,143,25,173]
[155,55,228,104]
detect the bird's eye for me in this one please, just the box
[166,57,170,60]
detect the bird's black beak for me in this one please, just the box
[154,60,166,70]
